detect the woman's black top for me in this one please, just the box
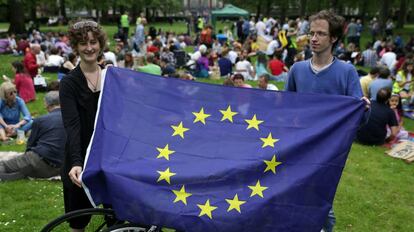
[59,65,100,186]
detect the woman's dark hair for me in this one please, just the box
[232,73,244,81]
[67,53,77,63]
[402,60,414,75]
[388,94,403,117]
[257,52,267,66]
[11,61,25,74]
[376,87,391,104]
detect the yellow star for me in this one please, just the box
[197,199,218,219]
[192,107,211,125]
[248,180,268,198]
[260,132,279,148]
[157,168,176,184]
[225,194,246,213]
[172,185,192,205]
[171,122,189,139]
[219,105,238,122]
[245,114,264,130]
[264,155,282,174]
[156,144,175,160]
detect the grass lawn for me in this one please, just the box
[0,24,413,231]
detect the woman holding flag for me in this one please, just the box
[59,20,107,231]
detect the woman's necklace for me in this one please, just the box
[85,68,100,92]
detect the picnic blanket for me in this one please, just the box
[386,140,414,163]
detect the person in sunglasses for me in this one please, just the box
[0,81,32,142]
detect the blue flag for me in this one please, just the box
[82,67,364,231]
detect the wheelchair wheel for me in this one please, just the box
[41,208,123,232]
[102,223,157,232]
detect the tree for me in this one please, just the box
[8,0,26,34]
[60,0,67,20]
[379,0,391,33]
[397,0,407,28]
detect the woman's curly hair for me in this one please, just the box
[68,20,107,55]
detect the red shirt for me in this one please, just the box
[23,51,38,78]
[14,73,36,103]
[268,59,285,76]
[147,45,159,54]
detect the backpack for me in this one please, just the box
[278,30,288,48]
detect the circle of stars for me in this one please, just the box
[154,105,283,219]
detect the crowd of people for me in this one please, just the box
[0,8,413,232]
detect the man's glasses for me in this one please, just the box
[307,31,330,38]
[72,21,98,30]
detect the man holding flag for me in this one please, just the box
[286,10,370,232]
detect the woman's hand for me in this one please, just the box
[69,166,83,187]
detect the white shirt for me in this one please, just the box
[266,40,280,56]
[36,51,46,66]
[380,52,397,71]
[255,21,266,36]
[266,83,278,91]
[45,54,64,66]
[235,60,253,80]
[227,50,238,64]
[396,72,413,90]
[104,51,118,67]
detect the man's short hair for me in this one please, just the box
[378,67,391,79]
[369,66,380,75]
[146,52,155,63]
[376,87,391,104]
[309,10,345,50]
[44,91,60,107]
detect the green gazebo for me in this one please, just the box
[211,4,250,30]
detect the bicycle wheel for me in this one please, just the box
[103,223,156,232]
[41,208,123,232]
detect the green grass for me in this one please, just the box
[0,24,414,231]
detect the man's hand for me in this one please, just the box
[69,166,83,187]
[361,96,371,111]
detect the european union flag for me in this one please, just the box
[82,67,365,231]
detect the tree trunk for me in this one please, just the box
[265,0,271,16]
[379,0,391,34]
[101,9,109,24]
[30,0,37,23]
[300,0,307,16]
[60,0,66,20]
[280,2,287,25]
[7,0,26,35]
[397,0,407,28]
[256,0,262,20]
[359,0,368,23]
[330,0,339,13]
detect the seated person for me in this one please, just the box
[218,49,233,77]
[44,47,64,72]
[11,61,36,103]
[232,73,252,88]
[368,67,393,101]
[0,91,66,181]
[0,82,33,141]
[258,74,278,91]
[137,52,162,75]
[194,51,210,78]
[356,87,398,145]
[268,52,289,82]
